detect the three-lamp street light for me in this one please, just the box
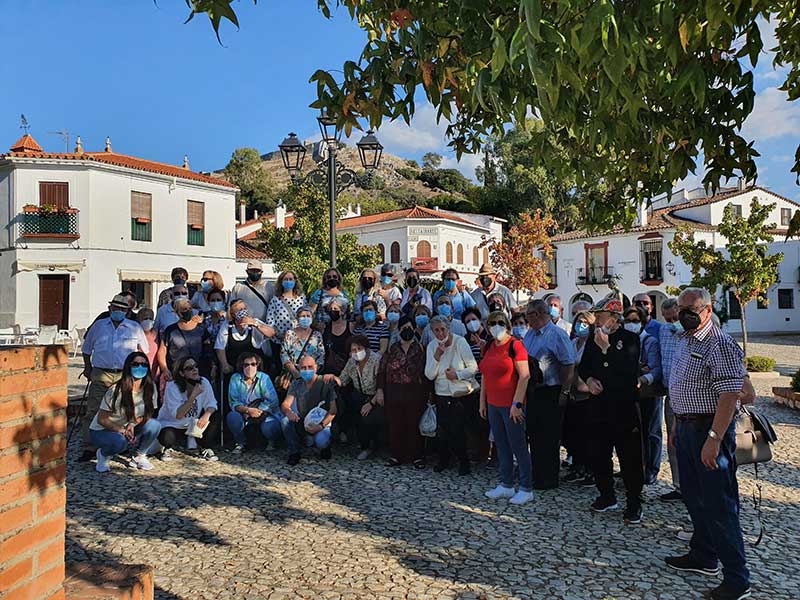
[278,111,383,267]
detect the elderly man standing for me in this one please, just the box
[633,292,662,338]
[658,297,684,502]
[522,299,576,489]
[665,288,751,600]
[472,263,517,319]
[79,294,149,461]
[546,294,572,334]
[229,259,275,322]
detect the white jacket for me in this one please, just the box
[424,335,478,397]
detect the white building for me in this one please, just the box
[542,182,800,333]
[0,134,239,330]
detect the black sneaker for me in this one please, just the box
[660,490,683,502]
[707,582,752,600]
[579,475,596,487]
[458,461,471,476]
[590,496,619,512]
[563,468,583,483]
[624,504,643,524]
[287,453,301,466]
[319,448,331,460]
[665,554,720,577]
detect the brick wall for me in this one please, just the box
[0,345,69,600]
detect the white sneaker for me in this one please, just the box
[159,448,174,462]
[200,448,219,462]
[232,443,245,455]
[357,449,372,461]
[484,485,516,500]
[95,448,111,473]
[677,529,694,541]
[132,454,154,471]
[509,490,535,505]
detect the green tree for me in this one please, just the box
[223,148,278,216]
[668,198,783,357]
[257,185,380,297]
[185,1,800,229]
[417,167,472,195]
[422,152,443,170]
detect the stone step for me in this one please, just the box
[64,563,153,600]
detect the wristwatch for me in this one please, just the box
[707,429,721,441]
[514,402,524,409]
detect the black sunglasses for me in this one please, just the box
[183,363,198,370]
[131,361,149,368]
[487,320,505,327]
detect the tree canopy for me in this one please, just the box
[223,147,278,216]
[185,1,800,231]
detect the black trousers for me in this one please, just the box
[527,385,563,489]
[159,411,221,450]
[435,394,469,465]
[590,419,644,505]
[563,400,591,470]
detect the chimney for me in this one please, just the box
[74,136,83,154]
[239,198,246,224]
[183,155,190,170]
[275,201,286,229]
[434,205,440,212]
[355,203,361,216]
[637,201,648,227]
[737,177,748,191]
[105,137,113,153]
[254,209,259,220]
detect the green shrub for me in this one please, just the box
[396,167,419,180]
[791,369,800,392]
[745,355,776,372]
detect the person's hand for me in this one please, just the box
[594,328,610,353]
[197,413,210,429]
[479,401,487,420]
[509,403,524,423]
[306,423,322,435]
[701,438,721,469]
[322,374,337,384]
[641,365,651,374]
[587,377,604,396]
[637,375,648,388]
[434,345,445,361]
[222,363,234,375]
[240,316,256,327]
[668,431,677,450]
[287,410,300,423]
[122,423,135,442]
[576,379,590,393]
[191,314,203,325]
[373,392,384,407]
[163,369,173,381]
[445,368,458,381]
[360,402,373,417]
[247,407,263,419]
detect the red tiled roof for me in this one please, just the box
[337,205,477,229]
[236,239,268,260]
[3,135,237,189]
[669,185,800,212]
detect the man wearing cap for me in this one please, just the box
[546,294,572,334]
[578,294,644,524]
[229,259,275,322]
[377,264,402,308]
[158,266,190,308]
[78,294,149,461]
[471,264,517,320]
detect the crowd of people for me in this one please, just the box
[78,260,756,600]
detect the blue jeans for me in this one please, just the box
[677,418,749,590]
[639,396,664,484]
[280,415,331,454]
[488,404,532,492]
[226,411,282,446]
[90,419,162,457]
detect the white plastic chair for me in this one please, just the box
[36,325,58,345]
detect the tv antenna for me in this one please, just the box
[19,114,30,134]
[48,129,70,152]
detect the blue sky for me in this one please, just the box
[0,3,798,196]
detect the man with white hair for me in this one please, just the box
[570,300,592,321]
[545,294,572,334]
[664,287,751,600]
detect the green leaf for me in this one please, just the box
[520,0,542,40]
[491,29,508,81]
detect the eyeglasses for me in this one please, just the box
[243,362,258,367]
[131,361,148,368]
[487,320,505,327]
[183,363,198,371]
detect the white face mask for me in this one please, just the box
[624,322,641,334]
[465,320,481,333]
[601,324,613,335]
[352,349,367,362]
[490,325,508,340]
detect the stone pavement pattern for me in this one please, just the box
[65,338,800,600]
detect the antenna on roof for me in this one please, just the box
[19,114,30,134]
[48,129,70,152]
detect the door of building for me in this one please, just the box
[39,275,69,329]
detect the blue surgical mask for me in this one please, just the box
[299,369,315,382]
[415,315,429,328]
[512,325,527,339]
[210,301,225,312]
[298,316,313,329]
[381,275,393,286]
[575,322,590,338]
[624,322,641,334]
[201,280,212,292]
[671,321,684,333]
[549,306,561,319]
[363,310,376,323]
[443,279,456,292]
[140,319,154,332]
[386,312,400,323]
[131,365,148,379]
[173,278,186,287]
[437,304,452,317]
[110,310,126,322]
[283,279,296,291]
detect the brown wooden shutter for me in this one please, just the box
[131,191,152,221]
[39,182,69,210]
[187,200,205,229]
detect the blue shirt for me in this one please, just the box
[432,290,476,320]
[227,371,280,414]
[659,323,682,388]
[639,330,662,386]
[645,319,662,340]
[81,318,149,370]
[522,321,576,386]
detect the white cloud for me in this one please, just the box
[742,87,800,141]
[375,104,448,153]
[758,17,778,53]
[440,152,484,183]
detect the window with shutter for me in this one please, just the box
[130,191,152,241]
[377,243,385,263]
[39,182,69,210]
[390,241,400,263]
[473,247,479,266]
[187,200,205,246]
[445,242,453,263]
[456,244,464,264]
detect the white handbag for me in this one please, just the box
[442,340,479,397]
[186,417,208,438]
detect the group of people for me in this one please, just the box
[78,261,755,600]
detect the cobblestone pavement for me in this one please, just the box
[65,341,800,600]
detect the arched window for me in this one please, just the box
[456,244,464,265]
[377,243,385,263]
[446,242,453,263]
[483,248,490,265]
[417,240,431,258]
[473,246,479,266]
[390,241,400,263]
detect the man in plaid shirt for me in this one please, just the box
[664,288,751,600]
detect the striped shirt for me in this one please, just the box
[353,321,389,354]
[669,320,745,415]
[659,323,682,388]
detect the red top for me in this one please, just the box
[479,338,528,407]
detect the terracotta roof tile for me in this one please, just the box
[236,240,268,260]
[337,205,476,229]
[10,134,43,153]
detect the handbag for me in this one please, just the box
[186,417,208,438]
[735,406,777,465]
[419,403,437,437]
[442,339,479,398]
[304,402,328,432]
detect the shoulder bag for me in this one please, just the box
[444,339,479,397]
[735,406,777,465]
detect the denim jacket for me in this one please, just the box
[227,371,279,414]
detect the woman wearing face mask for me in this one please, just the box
[486,292,508,317]
[158,356,220,461]
[310,268,350,327]
[352,299,389,354]
[137,308,158,370]
[265,271,307,375]
[157,298,209,383]
[421,297,468,346]
[377,316,429,468]
[191,270,225,314]
[154,286,191,335]
[280,306,325,387]
[354,269,388,319]
[377,264,402,308]
[433,269,476,320]
[203,289,228,346]
[385,305,403,345]
[413,305,432,341]
[511,311,529,340]
[562,311,597,486]
[215,300,271,377]
[462,307,491,462]
[400,268,433,315]
[322,298,351,375]
[226,352,282,454]
[479,311,534,505]
[90,352,161,473]
[424,315,479,475]
[329,336,383,460]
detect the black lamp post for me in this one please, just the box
[278,114,383,267]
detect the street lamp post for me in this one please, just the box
[278,112,383,267]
